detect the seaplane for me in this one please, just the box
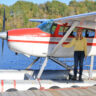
[0,8,96,79]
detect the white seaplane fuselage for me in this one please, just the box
[7,21,96,58]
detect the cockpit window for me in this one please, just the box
[38,22,53,34]
[58,26,65,35]
[50,23,57,34]
[58,26,70,36]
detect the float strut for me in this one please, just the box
[89,56,94,79]
[37,57,48,79]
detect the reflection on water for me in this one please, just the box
[0,40,95,70]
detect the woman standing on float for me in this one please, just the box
[63,28,87,81]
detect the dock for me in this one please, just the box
[1,85,96,96]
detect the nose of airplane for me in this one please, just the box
[0,31,7,55]
[0,32,7,40]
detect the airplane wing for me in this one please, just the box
[53,12,96,24]
[29,12,96,25]
[29,12,96,24]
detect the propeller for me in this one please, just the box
[2,8,5,55]
[2,40,4,55]
[1,8,5,55]
[0,8,7,55]
[3,8,5,32]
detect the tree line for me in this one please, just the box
[0,0,96,31]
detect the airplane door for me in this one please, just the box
[48,23,58,54]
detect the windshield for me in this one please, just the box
[38,22,53,34]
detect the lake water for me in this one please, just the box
[0,40,96,70]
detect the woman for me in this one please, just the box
[62,28,87,81]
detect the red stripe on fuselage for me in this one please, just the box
[8,40,58,44]
[8,40,96,46]
[8,28,51,37]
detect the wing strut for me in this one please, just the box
[50,21,79,56]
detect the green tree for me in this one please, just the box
[0,0,96,31]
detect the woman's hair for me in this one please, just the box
[76,28,83,40]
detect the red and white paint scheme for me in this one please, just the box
[0,11,96,80]
[7,19,96,58]
[1,9,96,93]
[0,12,96,58]
[7,26,95,57]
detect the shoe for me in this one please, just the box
[72,76,77,81]
[78,78,83,81]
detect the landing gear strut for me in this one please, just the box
[36,57,73,80]
[26,57,40,70]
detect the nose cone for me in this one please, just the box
[0,32,7,39]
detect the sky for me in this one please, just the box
[0,0,72,6]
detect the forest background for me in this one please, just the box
[0,0,96,31]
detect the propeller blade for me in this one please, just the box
[1,40,4,55]
[2,8,5,32]
[1,8,6,56]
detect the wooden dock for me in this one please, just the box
[1,86,96,96]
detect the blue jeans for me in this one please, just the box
[74,51,85,78]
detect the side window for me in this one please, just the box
[70,28,77,37]
[72,28,95,38]
[71,32,76,37]
[82,29,86,37]
[58,26,69,36]
[85,29,95,38]
[72,28,86,37]
[51,23,57,34]
[58,26,65,35]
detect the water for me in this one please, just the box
[0,40,96,70]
